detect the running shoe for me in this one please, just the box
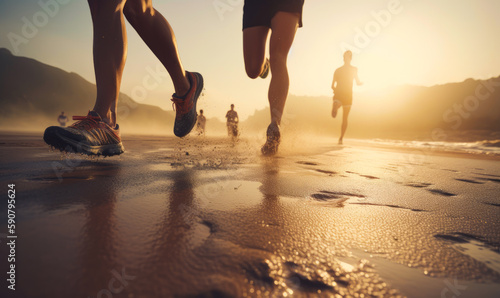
[43,111,124,156]
[261,122,281,156]
[259,58,270,79]
[171,71,204,137]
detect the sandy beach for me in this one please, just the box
[0,131,499,297]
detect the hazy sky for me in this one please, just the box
[1,0,499,121]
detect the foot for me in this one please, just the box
[331,99,341,118]
[259,58,270,79]
[338,138,343,145]
[171,71,204,138]
[261,122,281,156]
[43,111,124,156]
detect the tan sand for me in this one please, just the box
[0,132,499,297]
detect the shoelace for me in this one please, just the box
[71,114,101,130]
[171,96,191,115]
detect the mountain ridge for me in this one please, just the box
[0,48,177,134]
[1,48,499,140]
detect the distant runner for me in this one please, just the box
[57,112,68,127]
[331,50,363,145]
[196,109,206,136]
[225,104,239,138]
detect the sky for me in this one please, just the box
[1,0,500,121]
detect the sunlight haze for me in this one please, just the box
[1,0,499,121]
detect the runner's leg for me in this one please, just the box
[339,105,351,144]
[123,0,189,96]
[243,26,270,79]
[88,0,128,126]
[268,12,299,125]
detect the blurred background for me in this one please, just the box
[0,0,499,142]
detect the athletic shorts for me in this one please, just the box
[243,0,304,30]
[334,92,353,106]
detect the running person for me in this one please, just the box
[331,50,362,145]
[43,0,203,156]
[242,0,304,155]
[225,104,239,137]
[196,109,206,136]
[57,112,68,127]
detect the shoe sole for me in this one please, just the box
[174,72,204,138]
[261,144,279,156]
[261,122,280,156]
[44,128,124,157]
[259,59,270,79]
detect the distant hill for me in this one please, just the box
[243,78,500,141]
[1,48,499,141]
[0,48,178,134]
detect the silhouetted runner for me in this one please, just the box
[226,104,239,138]
[331,50,363,145]
[196,109,206,136]
[57,112,68,127]
[43,0,203,156]
[242,0,304,155]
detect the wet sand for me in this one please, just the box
[0,132,499,297]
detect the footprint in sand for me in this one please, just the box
[472,173,500,178]
[296,161,319,166]
[472,173,500,183]
[349,202,426,212]
[434,232,500,274]
[201,220,216,234]
[381,166,399,172]
[284,261,337,291]
[404,182,432,188]
[310,193,343,200]
[427,189,456,197]
[483,178,500,183]
[185,220,214,250]
[482,202,500,208]
[295,161,337,176]
[317,190,366,199]
[434,233,470,243]
[345,171,380,180]
[454,178,484,184]
[314,169,337,175]
[309,191,366,206]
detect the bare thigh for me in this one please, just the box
[269,12,299,62]
[124,0,153,15]
[243,26,269,78]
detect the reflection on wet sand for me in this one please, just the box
[77,165,120,297]
[140,169,200,296]
[4,133,500,297]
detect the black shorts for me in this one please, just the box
[334,92,353,106]
[243,0,304,30]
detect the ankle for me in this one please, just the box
[270,119,280,127]
[93,110,115,127]
[174,74,190,98]
[103,118,115,128]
